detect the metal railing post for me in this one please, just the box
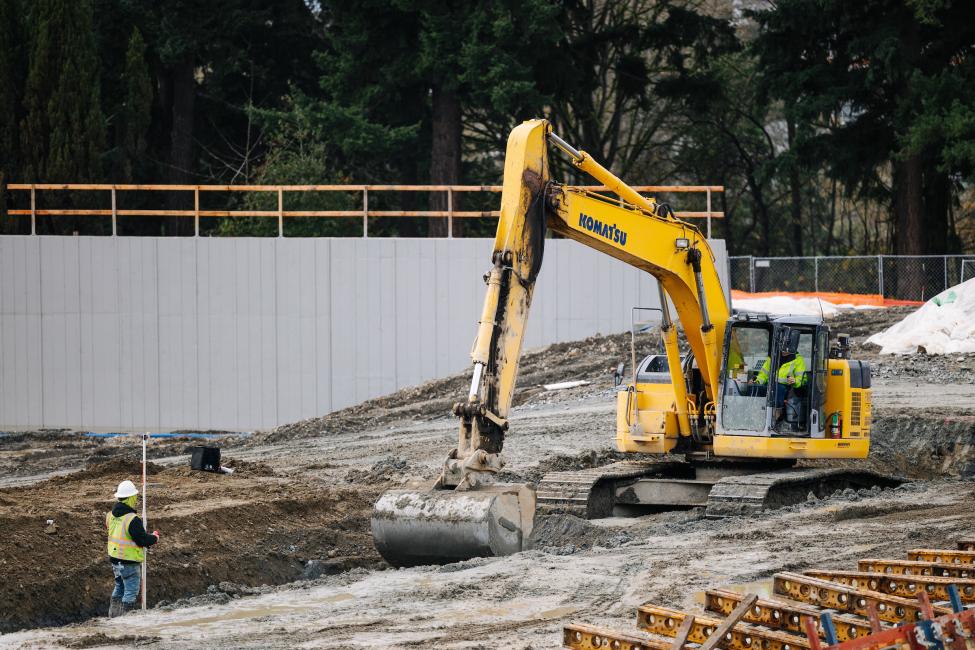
[194,187,200,237]
[447,188,453,239]
[944,255,948,290]
[814,257,819,292]
[277,188,284,238]
[706,188,712,239]
[30,184,35,235]
[877,255,884,297]
[749,256,756,293]
[111,186,117,236]
[362,188,368,237]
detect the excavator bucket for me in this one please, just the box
[371,482,535,567]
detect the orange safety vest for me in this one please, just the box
[106,511,145,562]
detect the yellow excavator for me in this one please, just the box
[371,119,893,567]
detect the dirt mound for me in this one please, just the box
[528,514,632,552]
[345,457,415,484]
[252,307,946,447]
[61,459,164,483]
[256,332,640,444]
[826,306,915,339]
[223,458,277,476]
[500,448,642,485]
[0,459,386,633]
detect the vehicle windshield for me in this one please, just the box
[721,324,771,432]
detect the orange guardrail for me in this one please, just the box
[4,183,723,237]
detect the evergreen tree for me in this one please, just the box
[752,0,975,256]
[115,0,321,234]
[407,0,561,235]
[264,0,561,236]
[0,0,25,231]
[21,0,106,186]
[117,27,152,181]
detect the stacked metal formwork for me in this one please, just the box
[564,541,975,650]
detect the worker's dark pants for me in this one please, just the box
[774,383,788,407]
[111,561,141,604]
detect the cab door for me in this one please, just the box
[809,327,829,436]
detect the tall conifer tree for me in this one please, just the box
[0,0,24,185]
[0,0,24,231]
[118,27,152,181]
[21,0,105,185]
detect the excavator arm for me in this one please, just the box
[372,118,729,566]
[439,118,550,489]
[455,120,729,476]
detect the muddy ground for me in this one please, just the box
[2,306,974,648]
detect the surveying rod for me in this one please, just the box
[141,432,148,611]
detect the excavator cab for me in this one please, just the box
[719,316,823,436]
[713,313,870,459]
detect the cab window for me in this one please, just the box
[721,324,771,432]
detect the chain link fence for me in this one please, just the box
[730,255,975,303]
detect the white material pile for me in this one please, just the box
[732,295,877,317]
[866,278,975,355]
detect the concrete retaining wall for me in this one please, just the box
[0,236,727,431]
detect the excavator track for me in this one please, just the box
[536,461,689,518]
[703,468,902,518]
[536,462,901,520]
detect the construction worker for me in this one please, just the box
[754,347,807,407]
[106,480,159,617]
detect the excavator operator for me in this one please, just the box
[755,347,807,408]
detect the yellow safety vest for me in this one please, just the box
[106,511,145,562]
[756,354,807,387]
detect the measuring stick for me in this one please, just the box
[141,432,148,611]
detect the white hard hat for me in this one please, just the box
[114,480,139,499]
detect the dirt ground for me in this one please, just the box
[2,306,974,648]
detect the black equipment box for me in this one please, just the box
[188,446,221,472]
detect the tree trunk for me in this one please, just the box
[824,176,837,255]
[923,166,950,254]
[428,84,462,238]
[786,116,802,256]
[744,169,770,256]
[894,156,923,254]
[893,155,924,300]
[167,61,196,236]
